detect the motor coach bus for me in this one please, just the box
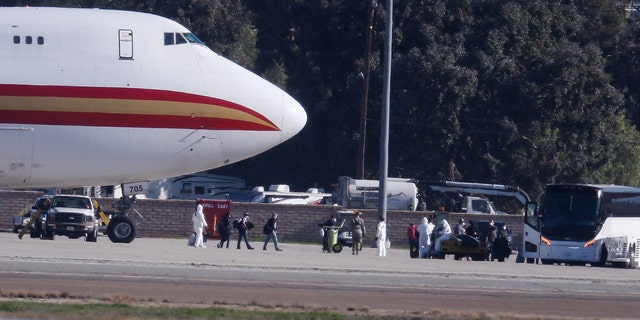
[522,184,640,268]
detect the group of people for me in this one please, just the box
[190,203,282,251]
[406,217,436,258]
[193,204,508,260]
[407,216,510,260]
[320,211,388,257]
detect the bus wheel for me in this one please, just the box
[593,246,608,267]
[540,259,553,265]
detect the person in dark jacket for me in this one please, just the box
[320,215,337,253]
[263,212,282,251]
[237,212,254,250]
[216,212,232,248]
[407,223,418,258]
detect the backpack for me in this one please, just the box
[263,220,273,235]
[232,219,240,229]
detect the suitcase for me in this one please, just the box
[187,233,196,246]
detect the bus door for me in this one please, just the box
[522,202,540,262]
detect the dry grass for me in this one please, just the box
[0,289,584,320]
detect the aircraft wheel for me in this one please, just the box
[107,215,137,243]
[332,243,343,253]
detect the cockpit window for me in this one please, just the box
[176,33,187,44]
[164,32,174,45]
[183,33,205,45]
[164,32,206,46]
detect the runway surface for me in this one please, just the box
[0,232,638,319]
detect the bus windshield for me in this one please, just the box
[542,188,599,242]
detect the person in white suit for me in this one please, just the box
[192,203,208,248]
[433,219,452,256]
[417,216,434,258]
[376,216,387,257]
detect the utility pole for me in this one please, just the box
[378,0,392,223]
[357,0,377,179]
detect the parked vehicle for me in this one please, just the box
[46,195,99,242]
[337,176,420,211]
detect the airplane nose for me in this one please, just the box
[280,93,307,142]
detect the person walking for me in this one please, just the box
[192,203,207,248]
[407,222,418,258]
[216,211,232,248]
[236,212,254,250]
[376,216,387,257]
[351,211,366,255]
[263,212,282,251]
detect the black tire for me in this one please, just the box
[41,226,54,240]
[107,215,137,243]
[627,245,636,269]
[332,243,343,253]
[30,220,42,238]
[540,259,554,265]
[86,227,98,242]
[471,254,483,261]
[593,246,608,267]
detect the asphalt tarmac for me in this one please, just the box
[0,232,638,319]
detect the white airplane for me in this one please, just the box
[0,7,307,190]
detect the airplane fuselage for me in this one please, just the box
[0,7,306,188]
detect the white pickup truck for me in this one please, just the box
[46,195,99,242]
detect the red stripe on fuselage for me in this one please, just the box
[0,84,279,131]
[1,110,267,131]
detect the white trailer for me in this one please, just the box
[338,176,419,211]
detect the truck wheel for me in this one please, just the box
[41,226,54,240]
[107,216,137,243]
[85,227,98,242]
[30,221,42,238]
